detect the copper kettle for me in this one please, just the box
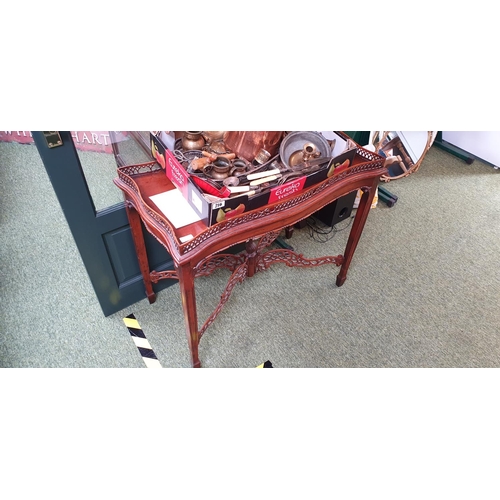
[223,131,283,163]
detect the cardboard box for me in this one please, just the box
[150,132,358,227]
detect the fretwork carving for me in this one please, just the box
[199,261,249,337]
[117,157,383,258]
[257,230,281,251]
[196,234,344,336]
[256,249,344,273]
[194,253,246,278]
[150,269,179,283]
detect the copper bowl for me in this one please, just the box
[203,156,232,179]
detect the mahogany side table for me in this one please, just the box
[114,148,386,367]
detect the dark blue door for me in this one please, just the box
[32,131,175,316]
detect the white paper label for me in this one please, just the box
[149,190,201,229]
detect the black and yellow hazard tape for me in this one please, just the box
[123,313,162,368]
[256,360,273,368]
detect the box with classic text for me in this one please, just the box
[150,132,359,226]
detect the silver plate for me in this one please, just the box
[279,131,331,169]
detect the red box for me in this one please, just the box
[150,132,359,227]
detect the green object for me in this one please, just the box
[344,131,370,146]
[378,189,396,207]
[275,237,294,251]
[378,185,398,202]
[433,132,475,164]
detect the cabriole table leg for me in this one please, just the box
[336,184,377,287]
[177,263,201,368]
[125,200,156,303]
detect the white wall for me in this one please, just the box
[442,132,500,168]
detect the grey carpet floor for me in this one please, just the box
[1,140,499,368]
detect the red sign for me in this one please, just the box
[0,131,128,153]
[268,176,307,204]
[165,149,190,199]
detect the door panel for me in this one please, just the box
[32,131,176,316]
[103,226,143,284]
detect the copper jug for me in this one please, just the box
[202,131,226,144]
[182,131,206,150]
[223,131,283,163]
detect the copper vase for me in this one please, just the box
[223,131,283,162]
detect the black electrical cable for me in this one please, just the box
[305,212,355,243]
